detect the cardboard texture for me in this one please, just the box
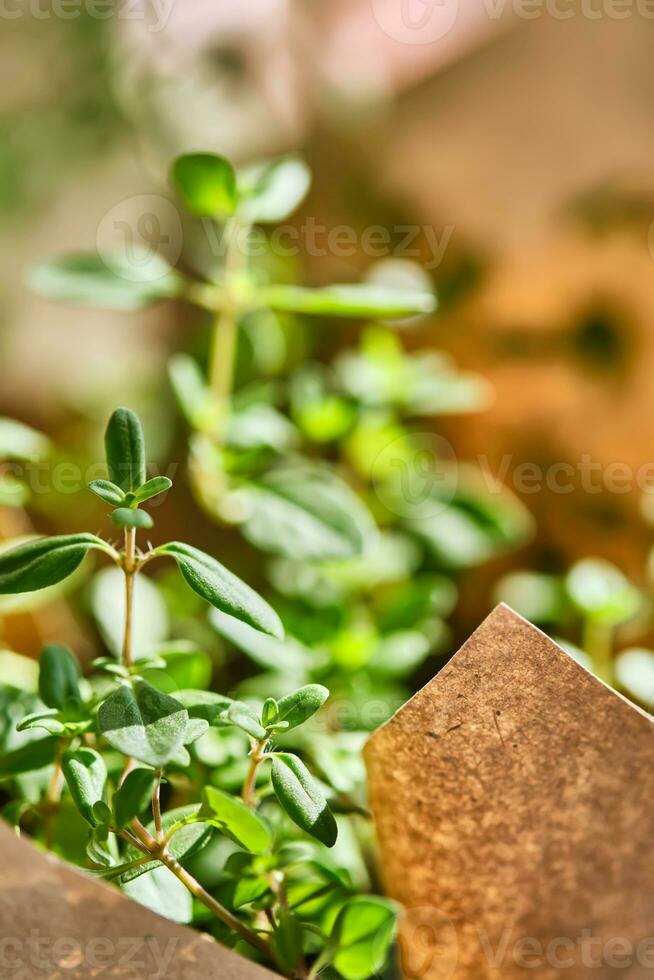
[0,820,278,979]
[365,604,654,980]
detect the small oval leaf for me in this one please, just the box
[276,685,329,732]
[330,896,398,980]
[261,283,436,319]
[156,541,283,639]
[227,701,267,741]
[111,508,154,530]
[27,250,184,311]
[130,477,172,505]
[62,747,107,826]
[200,786,272,853]
[88,480,126,506]
[98,682,189,769]
[171,153,238,218]
[0,534,106,594]
[38,644,82,710]
[105,408,147,494]
[271,752,337,847]
[113,767,157,830]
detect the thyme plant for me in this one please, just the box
[0,408,396,979]
[27,152,531,740]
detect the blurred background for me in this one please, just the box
[2,0,654,710]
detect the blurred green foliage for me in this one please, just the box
[0,152,536,975]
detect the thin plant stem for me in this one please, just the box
[122,527,136,669]
[207,216,250,444]
[99,855,152,880]
[131,816,157,850]
[119,829,151,857]
[43,739,64,849]
[159,849,273,960]
[242,739,267,808]
[152,770,163,842]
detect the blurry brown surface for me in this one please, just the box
[0,821,277,979]
[366,604,654,979]
[438,233,654,584]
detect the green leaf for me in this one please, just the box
[105,408,146,494]
[97,682,189,768]
[242,467,375,562]
[0,418,50,461]
[174,690,233,726]
[171,153,238,218]
[184,717,209,744]
[260,283,436,319]
[329,897,398,980]
[367,630,432,678]
[272,908,305,974]
[122,865,193,924]
[276,685,329,732]
[168,354,213,429]
[141,643,212,694]
[0,534,107,594]
[233,876,270,908]
[129,477,172,505]
[239,157,311,223]
[271,753,337,847]
[111,508,154,530]
[494,571,568,626]
[87,824,117,868]
[261,698,279,729]
[61,748,107,826]
[113,767,157,829]
[209,608,310,674]
[38,644,81,710]
[615,648,654,707]
[27,250,184,311]
[156,541,283,639]
[93,801,113,826]
[16,709,64,735]
[0,736,58,778]
[88,480,125,506]
[200,786,272,853]
[227,701,267,740]
[566,559,641,627]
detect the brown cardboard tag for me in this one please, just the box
[0,821,277,979]
[365,604,654,979]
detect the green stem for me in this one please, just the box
[242,739,267,808]
[122,527,136,669]
[98,855,152,879]
[119,828,151,856]
[43,739,64,849]
[152,770,163,842]
[207,216,250,444]
[159,849,273,959]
